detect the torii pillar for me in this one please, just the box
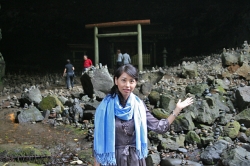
[85,19,150,71]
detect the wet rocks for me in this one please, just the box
[221,145,250,166]
[200,139,228,165]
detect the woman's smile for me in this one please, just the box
[115,72,137,100]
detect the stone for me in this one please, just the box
[200,139,228,165]
[238,132,249,143]
[221,145,250,166]
[141,82,153,95]
[171,112,195,132]
[80,67,113,98]
[17,107,44,123]
[221,52,239,66]
[245,128,250,137]
[236,63,250,80]
[215,78,229,90]
[20,88,42,104]
[235,86,250,112]
[69,98,84,123]
[145,152,161,166]
[159,94,176,111]
[235,108,250,128]
[160,137,180,151]
[58,95,68,104]
[151,108,170,119]
[181,62,198,78]
[185,131,201,146]
[186,84,209,96]
[38,95,64,113]
[200,136,214,146]
[148,91,160,106]
[160,158,202,166]
[139,70,164,85]
[223,121,241,139]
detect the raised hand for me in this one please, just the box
[176,97,193,112]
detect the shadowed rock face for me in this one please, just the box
[80,68,113,98]
[80,73,94,98]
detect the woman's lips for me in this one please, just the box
[123,89,130,93]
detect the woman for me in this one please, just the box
[94,64,193,166]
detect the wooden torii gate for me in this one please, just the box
[85,19,150,71]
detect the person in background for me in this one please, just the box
[63,59,75,89]
[122,51,131,65]
[116,49,123,68]
[83,55,93,73]
[93,64,193,166]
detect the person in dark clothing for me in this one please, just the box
[63,59,75,89]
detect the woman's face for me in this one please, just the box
[115,72,137,100]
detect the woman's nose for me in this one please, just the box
[125,81,130,86]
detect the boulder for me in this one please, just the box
[38,95,64,113]
[223,121,240,139]
[139,71,164,85]
[192,98,220,125]
[200,139,228,165]
[151,108,170,119]
[140,82,153,96]
[160,137,180,151]
[172,112,195,132]
[215,78,229,90]
[20,88,42,105]
[185,131,201,145]
[182,63,198,79]
[235,108,250,128]
[185,84,209,96]
[200,136,214,146]
[80,68,113,98]
[235,86,250,111]
[221,52,239,66]
[160,158,202,166]
[148,91,160,106]
[159,94,176,111]
[145,152,161,166]
[221,146,250,166]
[17,107,44,123]
[236,62,250,80]
[238,132,250,143]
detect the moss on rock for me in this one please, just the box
[148,91,160,106]
[185,131,201,145]
[152,108,170,119]
[223,121,240,139]
[38,95,64,113]
[0,144,51,164]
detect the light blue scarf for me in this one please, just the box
[94,93,148,165]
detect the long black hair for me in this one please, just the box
[109,64,138,102]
